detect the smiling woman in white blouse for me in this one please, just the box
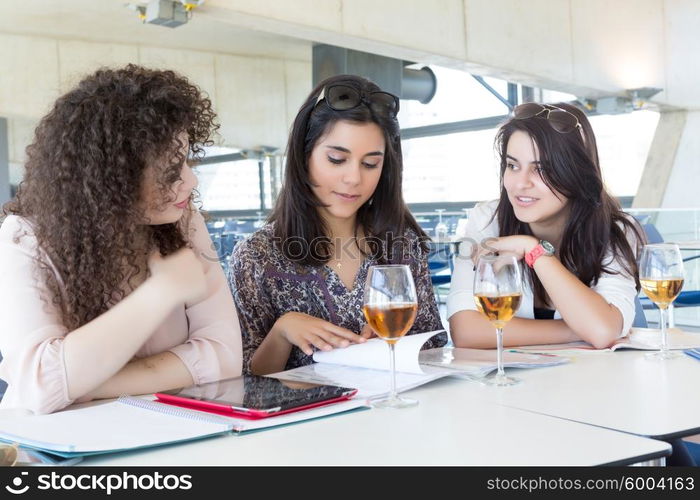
[448,102,644,350]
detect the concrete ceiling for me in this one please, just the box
[0,0,311,60]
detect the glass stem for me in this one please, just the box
[389,343,398,400]
[660,305,668,353]
[496,327,505,378]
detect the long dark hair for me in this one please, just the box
[494,102,644,304]
[269,74,427,266]
[2,64,218,331]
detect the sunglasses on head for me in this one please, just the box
[513,103,582,134]
[314,84,400,117]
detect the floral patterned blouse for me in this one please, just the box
[228,224,447,374]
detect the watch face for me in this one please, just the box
[540,240,555,254]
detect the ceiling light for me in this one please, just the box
[127,0,204,28]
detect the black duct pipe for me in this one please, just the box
[401,66,437,104]
[312,44,438,105]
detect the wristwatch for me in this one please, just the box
[525,240,555,268]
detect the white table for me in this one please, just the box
[82,377,670,466]
[459,350,700,440]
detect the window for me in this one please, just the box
[398,66,510,127]
[195,146,273,212]
[196,66,659,213]
[398,65,659,204]
[402,128,501,203]
[589,110,659,197]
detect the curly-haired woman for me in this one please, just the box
[0,64,242,414]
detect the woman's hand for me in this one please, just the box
[360,324,376,339]
[272,312,367,356]
[148,248,208,305]
[485,235,539,260]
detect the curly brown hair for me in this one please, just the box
[2,64,219,331]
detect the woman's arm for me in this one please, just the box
[229,235,366,377]
[250,312,365,375]
[165,212,243,384]
[79,351,193,401]
[73,211,243,401]
[63,248,208,400]
[0,216,207,414]
[489,235,626,349]
[449,310,580,348]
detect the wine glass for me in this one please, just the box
[254,211,264,228]
[363,265,419,409]
[473,254,523,386]
[434,209,448,241]
[639,243,684,360]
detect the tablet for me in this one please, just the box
[155,375,358,419]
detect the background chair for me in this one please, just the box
[0,354,5,401]
[632,296,648,328]
[428,241,453,303]
[208,218,245,274]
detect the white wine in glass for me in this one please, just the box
[474,294,522,329]
[363,265,419,409]
[363,303,417,344]
[639,244,685,360]
[473,254,523,386]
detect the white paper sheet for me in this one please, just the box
[272,330,451,398]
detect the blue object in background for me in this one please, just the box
[0,353,5,401]
[686,441,700,465]
[684,348,700,361]
[632,296,648,328]
[428,241,453,286]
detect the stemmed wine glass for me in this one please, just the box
[639,243,685,360]
[434,209,448,241]
[363,265,418,409]
[473,254,523,386]
[254,211,264,228]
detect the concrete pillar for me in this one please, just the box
[662,111,700,208]
[0,118,9,206]
[632,110,687,209]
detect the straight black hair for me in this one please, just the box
[269,74,428,265]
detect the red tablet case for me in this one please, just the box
[154,389,358,420]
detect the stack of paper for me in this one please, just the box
[0,395,368,458]
[513,328,700,354]
[273,331,568,397]
[273,330,452,399]
[418,347,569,377]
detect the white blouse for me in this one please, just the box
[447,200,638,337]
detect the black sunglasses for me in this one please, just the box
[314,84,400,117]
[513,103,582,134]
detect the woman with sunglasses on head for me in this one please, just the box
[447,102,644,350]
[0,65,243,414]
[229,74,446,375]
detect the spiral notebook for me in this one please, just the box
[0,395,368,458]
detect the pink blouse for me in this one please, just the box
[0,212,242,414]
